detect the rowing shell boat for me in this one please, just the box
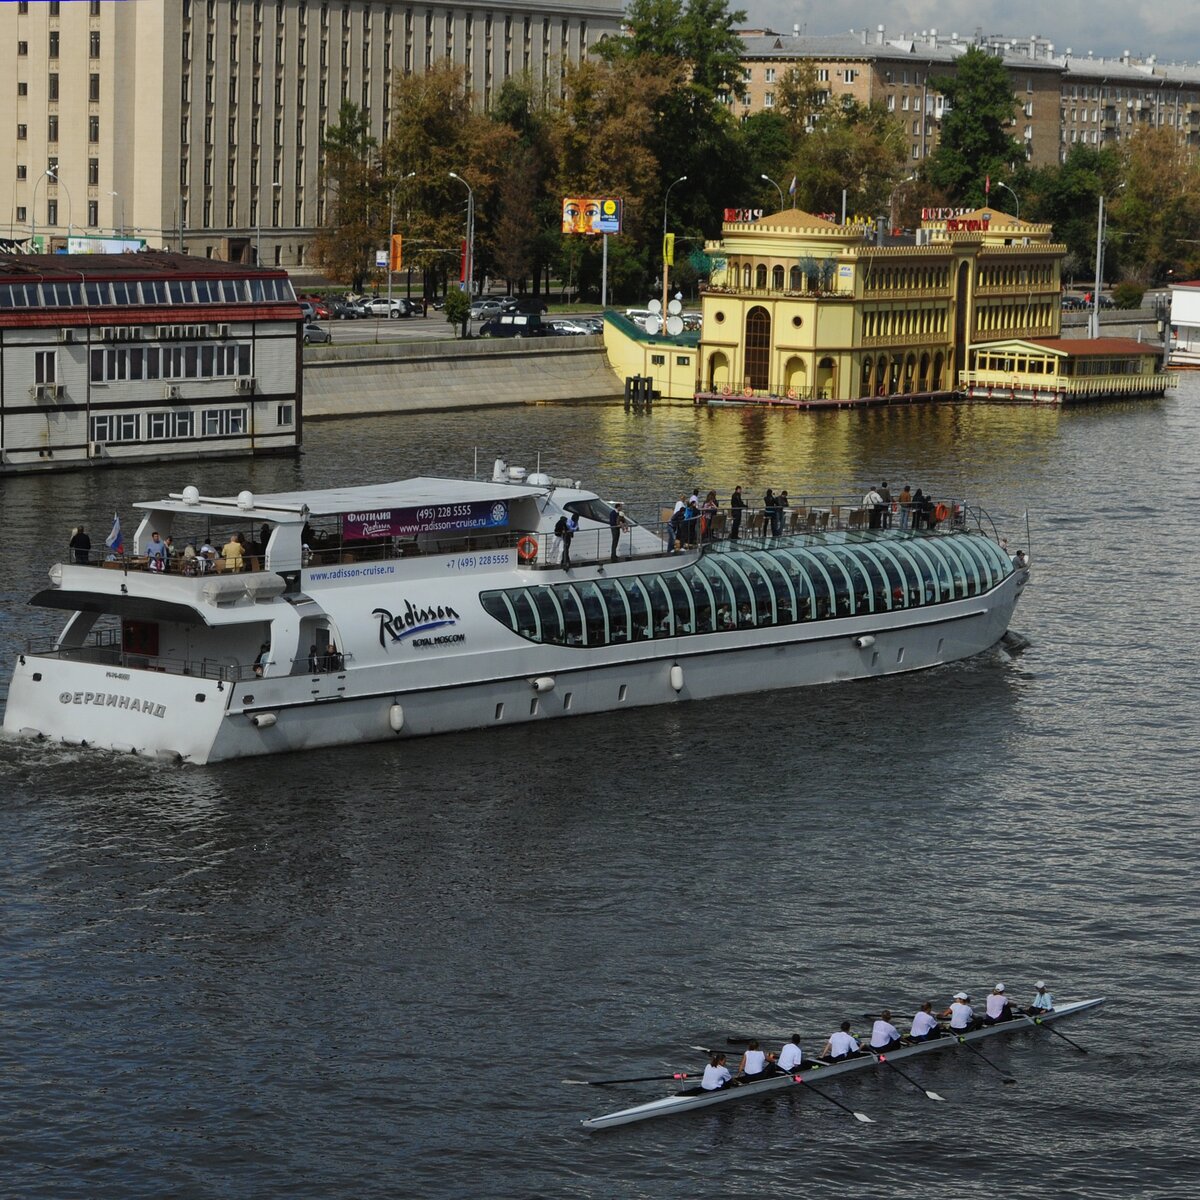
[581,997,1104,1130]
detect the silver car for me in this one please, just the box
[303,323,332,344]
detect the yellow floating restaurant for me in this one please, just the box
[603,206,1174,406]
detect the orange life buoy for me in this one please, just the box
[516,536,538,562]
[890,501,899,513]
[743,386,754,398]
[934,503,948,522]
[786,388,798,401]
[720,385,732,397]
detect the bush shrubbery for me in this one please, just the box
[1112,282,1146,309]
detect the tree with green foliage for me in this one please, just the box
[926,47,1024,206]
[312,102,383,290]
[442,287,471,337]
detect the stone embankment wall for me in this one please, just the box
[302,336,621,418]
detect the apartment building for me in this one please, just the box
[1,0,621,266]
[736,27,1200,169]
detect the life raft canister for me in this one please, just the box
[517,536,538,562]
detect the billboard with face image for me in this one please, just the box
[561,197,622,235]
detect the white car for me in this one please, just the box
[549,320,592,335]
[364,297,407,318]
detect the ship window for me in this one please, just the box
[559,586,585,645]
[617,577,653,640]
[644,575,676,637]
[595,578,631,643]
[509,589,539,640]
[529,585,565,644]
[563,498,616,525]
[575,581,609,646]
[660,572,694,634]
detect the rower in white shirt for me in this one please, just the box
[869,1010,902,1052]
[983,982,1014,1025]
[1027,981,1054,1014]
[821,1020,863,1062]
[908,1001,943,1042]
[939,991,978,1031]
[701,1052,733,1091]
[777,1035,804,1073]
[738,1040,770,1080]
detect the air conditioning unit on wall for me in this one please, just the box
[89,441,106,458]
[235,376,257,392]
[165,384,182,400]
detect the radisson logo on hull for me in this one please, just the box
[373,598,463,649]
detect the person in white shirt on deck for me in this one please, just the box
[983,983,1015,1025]
[777,1035,804,1074]
[701,1052,733,1091]
[908,1001,943,1042]
[940,991,978,1031]
[821,1020,863,1062]
[869,1010,902,1052]
[738,1040,771,1081]
[1027,981,1054,1015]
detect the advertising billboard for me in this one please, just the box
[561,197,622,235]
[66,236,147,255]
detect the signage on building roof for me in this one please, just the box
[66,236,147,255]
[723,208,764,223]
[945,218,990,231]
[921,207,973,220]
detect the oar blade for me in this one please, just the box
[925,1090,947,1102]
[853,1111,875,1124]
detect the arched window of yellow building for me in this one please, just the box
[790,265,802,291]
[745,306,771,390]
[755,264,768,289]
[772,265,785,290]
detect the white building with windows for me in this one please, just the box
[0,253,301,473]
[1,0,621,265]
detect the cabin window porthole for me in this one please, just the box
[714,311,725,324]
[194,693,206,702]
[792,316,803,328]
[494,702,504,720]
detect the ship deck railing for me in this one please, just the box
[59,500,1002,578]
[21,628,355,684]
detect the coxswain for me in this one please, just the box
[777,1034,804,1074]
[907,1001,942,1042]
[701,1052,733,1091]
[1027,980,1054,1015]
[940,991,977,1032]
[821,1020,862,1063]
[983,982,1014,1025]
[738,1039,770,1081]
[869,1010,902,1052]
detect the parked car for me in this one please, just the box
[470,299,504,320]
[1061,294,1085,310]
[500,295,549,314]
[364,297,410,318]
[303,323,332,344]
[479,313,549,338]
[548,319,592,335]
[299,301,317,321]
[324,298,357,319]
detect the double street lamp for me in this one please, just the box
[449,170,475,331]
[661,175,687,318]
[992,180,1020,220]
[761,173,784,210]
[387,171,417,318]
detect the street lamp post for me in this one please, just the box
[31,169,52,249]
[36,166,73,247]
[761,173,784,210]
[449,171,475,333]
[387,171,417,320]
[661,175,687,320]
[1089,194,1105,340]
[110,190,124,239]
[993,180,1019,220]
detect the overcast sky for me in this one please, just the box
[747,3,1200,65]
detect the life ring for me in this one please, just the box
[516,536,538,562]
[786,388,797,401]
[934,503,948,522]
[890,501,899,513]
[720,385,732,397]
[743,387,754,398]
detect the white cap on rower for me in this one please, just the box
[954,991,969,1000]
[994,983,1005,992]
[1035,980,1046,989]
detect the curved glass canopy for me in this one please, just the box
[480,531,1014,648]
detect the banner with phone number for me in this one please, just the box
[343,500,510,540]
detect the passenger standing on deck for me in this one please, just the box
[821,1021,863,1062]
[558,514,577,569]
[908,1002,942,1042]
[738,1040,770,1081]
[146,530,168,572]
[940,991,977,1031]
[608,502,628,561]
[776,490,789,535]
[221,532,245,572]
[911,489,926,530]
[730,485,746,541]
[682,498,700,547]
[777,1035,804,1073]
[1027,981,1054,1014]
[983,983,1014,1025]
[879,481,893,528]
[701,1053,733,1091]
[70,525,92,564]
[869,1010,903,1052]
[898,484,913,530]
[863,484,884,529]
[701,491,718,542]
[762,489,776,541]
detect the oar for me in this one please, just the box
[562,1072,693,1086]
[955,1035,1016,1084]
[794,1075,874,1123]
[875,1052,947,1101]
[862,1012,916,1022]
[1031,1016,1089,1053]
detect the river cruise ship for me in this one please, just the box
[2,461,1029,763]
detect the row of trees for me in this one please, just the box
[313,2,1200,302]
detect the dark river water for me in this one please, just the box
[2,382,1199,1199]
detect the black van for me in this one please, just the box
[479,313,550,338]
